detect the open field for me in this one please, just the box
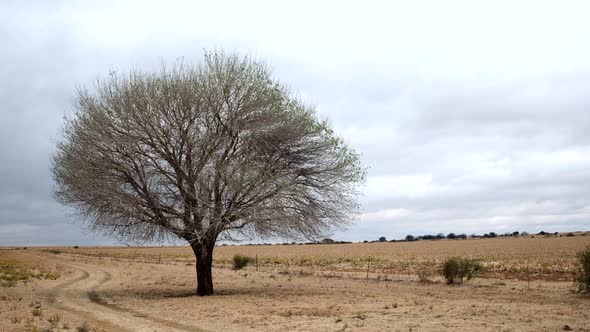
[1,235,589,331]
[40,233,590,281]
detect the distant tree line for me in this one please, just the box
[402,231,528,242]
[217,230,580,246]
[397,230,578,242]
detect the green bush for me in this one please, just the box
[232,254,255,270]
[441,257,481,284]
[575,245,590,293]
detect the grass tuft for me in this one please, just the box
[31,307,43,317]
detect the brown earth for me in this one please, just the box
[1,236,589,331]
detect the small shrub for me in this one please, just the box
[442,258,460,283]
[574,245,590,293]
[232,254,254,270]
[441,257,481,284]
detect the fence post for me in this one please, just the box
[367,257,370,281]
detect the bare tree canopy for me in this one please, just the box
[52,50,365,295]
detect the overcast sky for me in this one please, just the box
[1,0,590,245]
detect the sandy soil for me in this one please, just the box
[1,249,589,332]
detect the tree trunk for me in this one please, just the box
[191,241,215,296]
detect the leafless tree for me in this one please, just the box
[52,51,365,296]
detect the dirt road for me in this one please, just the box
[1,252,204,332]
[49,256,207,332]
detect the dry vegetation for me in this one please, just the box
[52,233,590,281]
[0,251,60,287]
[1,234,589,331]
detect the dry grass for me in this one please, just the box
[47,234,590,281]
[0,252,60,287]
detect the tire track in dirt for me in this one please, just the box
[83,265,204,331]
[36,252,205,332]
[31,254,131,332]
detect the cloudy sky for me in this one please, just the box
[1,0,590,245]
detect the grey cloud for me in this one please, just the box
[1,1,590,245]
